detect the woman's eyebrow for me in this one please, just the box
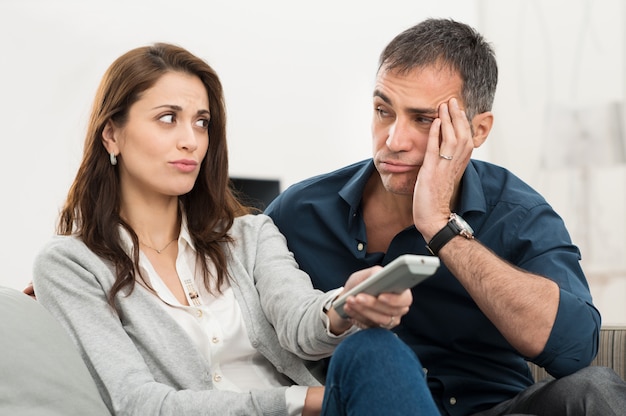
[151,104,210,116]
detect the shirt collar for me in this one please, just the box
[117,214,196,256]
[336,158,487,220]
[456,160,487,216]
[178,216,195,251]
[338,159,376,226]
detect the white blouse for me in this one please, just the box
[124,222,344,415]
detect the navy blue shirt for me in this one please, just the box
[266,159,600,416]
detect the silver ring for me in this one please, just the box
[439,154,453,160]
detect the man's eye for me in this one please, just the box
[159,114,175,123]
[376,106,390,117]
[416,116,435,125]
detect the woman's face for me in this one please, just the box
[103,71,210,203]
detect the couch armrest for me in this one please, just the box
[0,286,111,415]
[529,326,626,382]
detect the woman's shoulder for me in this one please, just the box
[34,235,107,273]
[231,213,276,235]
[38,235,90,256]
[229,214,285,253]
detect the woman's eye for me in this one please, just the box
[195,118,210,129]
[159,114,175,124]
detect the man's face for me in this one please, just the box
[371,65,464,196]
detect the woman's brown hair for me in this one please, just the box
[58,43,249,307]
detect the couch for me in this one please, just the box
[0,286,111,415]
[2,285,624,414]
[529,326,626,382]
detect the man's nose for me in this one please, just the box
[385,120,413,151]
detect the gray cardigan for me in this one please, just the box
[32,214,344,416]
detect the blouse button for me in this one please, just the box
[212,336,220,344]
[196,309,203,318]
[449,397,457,405]
[213,374,222,383]
[357,242,364,251]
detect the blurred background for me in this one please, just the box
[1,0,624,323]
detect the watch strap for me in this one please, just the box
[426,222,458,256]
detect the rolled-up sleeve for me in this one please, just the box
[512,205,601,377]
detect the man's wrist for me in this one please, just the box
[420,219,451,243]
[426,213,475,256]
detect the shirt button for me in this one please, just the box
[213,374,222,382]
[196,309,203,318]
[357,242,364,251]
[423,367,428,374]
[212,336,220,344]
[449,397,457,405]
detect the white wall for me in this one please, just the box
[480,0,626,324]
[2,0,624,324]
[0,0,478,289]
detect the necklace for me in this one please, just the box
[140,238,177,254]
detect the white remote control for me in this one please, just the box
[332,254,440,319]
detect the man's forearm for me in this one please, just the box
[438,236,560,358]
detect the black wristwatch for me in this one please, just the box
[426,213,474,256]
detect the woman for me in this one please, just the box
[32,43,438,415]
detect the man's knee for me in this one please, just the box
[564,365,624,390]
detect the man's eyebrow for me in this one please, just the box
[373,90,438,116]
[373,89,392,105]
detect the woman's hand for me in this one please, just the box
[303,386,324,416]
[327,266,412,333]
[23,281,36,300]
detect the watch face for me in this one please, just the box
[451,213,474,236]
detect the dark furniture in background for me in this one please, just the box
[230,177,281,211]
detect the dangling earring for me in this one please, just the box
[110,152,118,166]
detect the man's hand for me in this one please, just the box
[412,97,474,241]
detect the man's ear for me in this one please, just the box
[471,111,493,149]
[101,120,119,154]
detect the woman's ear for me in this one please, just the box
[101,120,119,154]
[471,111,494,149]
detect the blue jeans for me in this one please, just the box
[321,328,439,415]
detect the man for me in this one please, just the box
[266,18,626,415]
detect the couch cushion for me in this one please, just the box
[0,286,111,416]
